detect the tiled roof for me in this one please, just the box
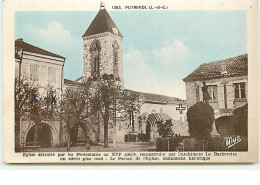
[125,89,186,104]
[64,79,81,86]
[75,76,83,82]
[63,79,186,104]
[183,54,248,82]
[82,9,123,37]
[15,39,66,60]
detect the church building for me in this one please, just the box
[73,5,188,143]
[15,5,188,148]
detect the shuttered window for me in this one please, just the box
[48,67,56,84]
[30,64,39,81]
[234,83,246,99]
[208,85,218,102]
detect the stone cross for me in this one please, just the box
[176,104,186,114]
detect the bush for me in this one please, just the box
[137,133,149,142]
[187,102,215,139]
[215,116,236,136]
[156,119,174,138]
[230,104,248,137]
[156,135,182,151]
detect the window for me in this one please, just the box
[234,83,246,99]
[208,85,218,102]
[90,41,100,74]
[94,57,99,72]
[113,41,119,78]
[48,67,56,84]
[114,51,118,77]
[30,64,39,81]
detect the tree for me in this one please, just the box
[15,77,37,151]
[90,74,139,148]
[119,89,140,132]
[187,102,215,139]
[156,119,174,138]
[25,84,59,146]
[90,75,120,148]
[61,78,92,151]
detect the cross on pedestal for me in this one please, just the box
[176,104,186,114]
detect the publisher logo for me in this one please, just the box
[224,135,242,148]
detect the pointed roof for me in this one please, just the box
[82,9,123,37]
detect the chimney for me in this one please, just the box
[16,38,23,43]
[221,63,227,75]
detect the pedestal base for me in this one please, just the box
[124,132,138,142]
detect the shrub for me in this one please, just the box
[230,104,248,137]
[187,102,215,139]
[156,119,174,138]
[137,133,149,142]
[215,116,236,136]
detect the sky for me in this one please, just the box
[15,10,246,99]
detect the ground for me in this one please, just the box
[21,141,156,152]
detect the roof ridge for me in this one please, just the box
[201,53,247,66]
[15,39,66,59]
[124,89,185,102]
[183,54,248,82]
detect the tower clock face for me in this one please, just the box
[112,27,118,35]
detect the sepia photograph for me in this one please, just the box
[14,3,249,153]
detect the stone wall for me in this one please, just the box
[185,76,248,113]
[20,118,60,147]
[83,32,123,85]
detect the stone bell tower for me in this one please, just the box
[82,3,123,86]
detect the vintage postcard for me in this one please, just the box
[2,0,259,163]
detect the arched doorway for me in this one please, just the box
[25,124,52,147]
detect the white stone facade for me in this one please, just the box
[16,46,65,147]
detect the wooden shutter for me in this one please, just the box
[56,69,61,88]
[226,84,234,109]
[21,63,29,79]
[217,84,225,109]
[39,66,47,85]
[48,67,51,83]
[199,85,203,101]
[245,82,248,100]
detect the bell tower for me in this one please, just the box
[82,3,123,85]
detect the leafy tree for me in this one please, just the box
[61,78,92,151]
[119,89,140,131]
[187,102,215,139]
[15,77,37,151]
[156,119,174,138]
[90,75,121,148]
[25,84,59,146]
[90,74,139,148]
